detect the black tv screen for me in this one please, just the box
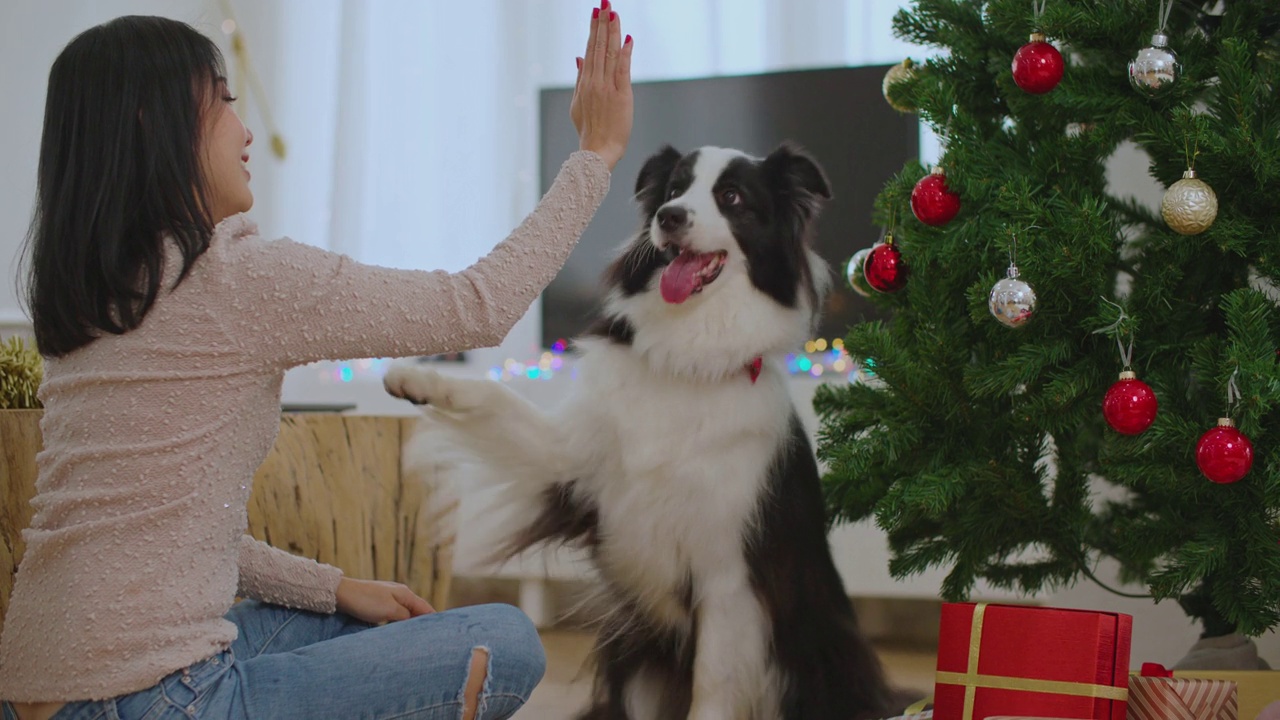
[537,65,919,350]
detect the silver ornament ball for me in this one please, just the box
[846,248,874,297]
[989,264,1037,328]
[1128,33,1181,97]
[1161,169,1218,236]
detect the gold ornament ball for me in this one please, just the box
[1161,169,1218,235]
[882,58,916,113]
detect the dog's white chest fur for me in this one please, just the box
[561,343,793,625]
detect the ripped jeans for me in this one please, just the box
[3,601,545,719]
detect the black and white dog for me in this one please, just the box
[384,143,898,720]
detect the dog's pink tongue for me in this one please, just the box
[660,252,704,304]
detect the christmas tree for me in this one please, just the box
[816,0,1280,642]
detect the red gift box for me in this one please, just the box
[933,602,1133,720]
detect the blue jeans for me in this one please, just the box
[2,601,545,719]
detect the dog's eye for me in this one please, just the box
[720,188,741,206]
[667,186,679,200]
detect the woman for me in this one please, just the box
[0,3,633,719]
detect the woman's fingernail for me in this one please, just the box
[592,7,600,18]
[602,0,610,9]
[625,34,632,45]
[609,11,616,21]
[576,57,583,70]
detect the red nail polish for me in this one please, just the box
[576,57,583,69]
[602,0,610,9]
[625,34,632,45]
[609,10,616,21]
[592,7,599,18]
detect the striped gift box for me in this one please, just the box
[1127,665,1238,720]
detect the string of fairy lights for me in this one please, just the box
[317,340,878,386]
[476,338,876,383]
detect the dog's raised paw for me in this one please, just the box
[383,366,488,413]
[383,365,446,406]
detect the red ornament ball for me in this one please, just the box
[1012,32,1064,94]
[1196,418,1254,484]
[863,241,907,293]
[911,167,961,226]
[1103,371,1158,435]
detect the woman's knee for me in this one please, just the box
[462,647,489,720]
[466,603,546,695]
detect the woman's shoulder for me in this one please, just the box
[203,213,298,267]
[185,213,282,291]
[209,213,262,249]
[197,214,337,293]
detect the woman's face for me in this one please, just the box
[201,79,254,224]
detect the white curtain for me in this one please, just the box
[234,0,934,270]
[218,0,936,368]
[0,0,935,338]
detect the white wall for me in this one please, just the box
[0,0,343,330]
[1,0,330,324]
[3,1,203,325]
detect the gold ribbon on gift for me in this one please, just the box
[937,603,1129,720]
[904,698,931,714]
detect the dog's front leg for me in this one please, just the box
[688,575,773,720]
[384,364,516,415]
[385,365,571,482]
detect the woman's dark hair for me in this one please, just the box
[20,15,228,357]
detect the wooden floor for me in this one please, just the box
[512,630,936,719]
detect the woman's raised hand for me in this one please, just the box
[571,0,633,171]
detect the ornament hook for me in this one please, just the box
[1156,0,1174,34]
[1093,297,1135,370]
[1226,366,1241,416]
[1182,124,1202,173]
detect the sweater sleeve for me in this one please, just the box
[236,535,345,613]
[214,150,611,369]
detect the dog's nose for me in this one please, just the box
[657,205,689,233]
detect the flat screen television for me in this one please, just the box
[537,65,919,350]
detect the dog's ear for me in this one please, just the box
[763,142,832,217]
[634,145,682,216]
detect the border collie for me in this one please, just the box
[384,142,898,720]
